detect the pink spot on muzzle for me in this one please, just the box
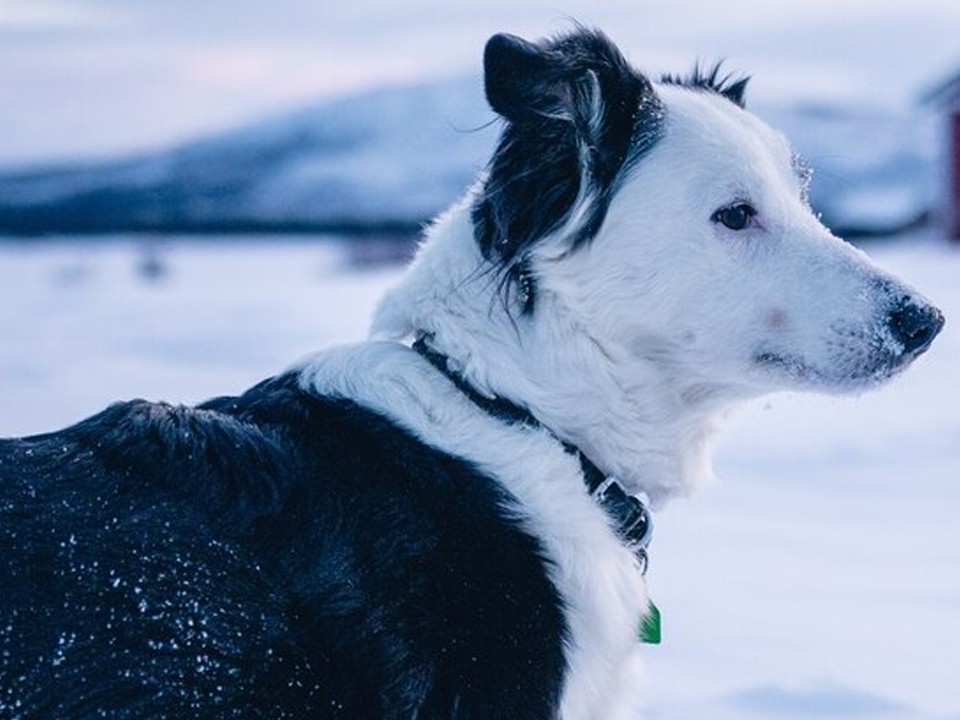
[767,309,789,332]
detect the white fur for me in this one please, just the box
[298,75,937,719]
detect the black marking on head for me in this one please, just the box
[472,27,666,315]
[660,62,750,108]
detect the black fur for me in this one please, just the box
[472,28,665,314]
[0,373,567,718]
[660,62,750,108]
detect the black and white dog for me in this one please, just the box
[0,28,944,720]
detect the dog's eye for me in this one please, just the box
[711,203,757,231]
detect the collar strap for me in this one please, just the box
[412,335,653,571]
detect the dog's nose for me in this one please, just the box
[887,300,945,356]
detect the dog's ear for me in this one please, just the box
[483,33,565,122]
[474,29,665,315]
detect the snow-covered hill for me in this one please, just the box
[0,77,938,237]
[0,78,496,235]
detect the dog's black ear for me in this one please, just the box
[484,33,562,122]
[474,29,665,315]
[484,34,543,119]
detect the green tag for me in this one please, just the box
[639,601,661,644]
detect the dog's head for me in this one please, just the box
[373,27,945,500]
[473,28,943,397]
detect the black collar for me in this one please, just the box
[412,335,653,572]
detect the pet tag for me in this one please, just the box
[639,601,661,644]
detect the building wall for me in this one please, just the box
[952,111,960,239]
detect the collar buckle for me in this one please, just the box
[592,476,654,573]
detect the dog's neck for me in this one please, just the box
[371,199,733,507]
[412,333,654,566]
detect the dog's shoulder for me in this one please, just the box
[0,370,424,526]
[1,380,289,525]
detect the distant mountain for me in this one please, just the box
[0,78,938,238]
[0,77,497,236]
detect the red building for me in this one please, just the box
[926,70,960,240]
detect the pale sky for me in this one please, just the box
[1,0,958,167]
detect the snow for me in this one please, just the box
[0,238,397,434]
[0,232,957,718]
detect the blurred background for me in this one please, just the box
[2,0,960,237]
[1,2,959,719]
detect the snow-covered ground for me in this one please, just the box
[1,233,958,718]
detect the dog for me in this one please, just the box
[0,27,944,720]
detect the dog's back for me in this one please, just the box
[0,373,566,718]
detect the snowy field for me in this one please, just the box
[1,234,958,719]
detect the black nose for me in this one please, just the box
[887,301,945,356]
